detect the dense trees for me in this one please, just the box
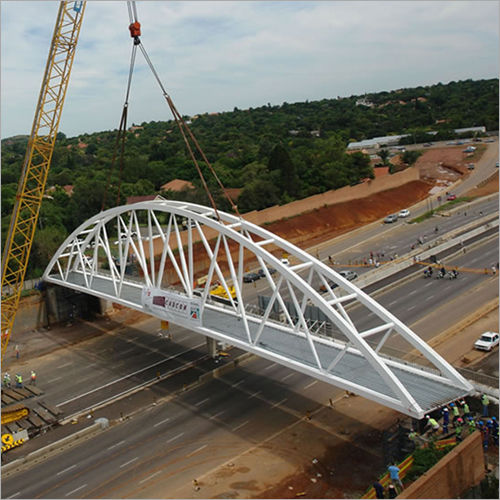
[1,78,498,278]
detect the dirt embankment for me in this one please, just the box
[264,180,432,250]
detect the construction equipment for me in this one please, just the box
[1,403,29,426]
[1,2,85,359]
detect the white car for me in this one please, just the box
[398,209,410,218]
[281,258,290,266]
[474,332,499,351]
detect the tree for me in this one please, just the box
[268,143,299,198]
[378,149,390,166]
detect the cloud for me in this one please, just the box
[1,1,498,138]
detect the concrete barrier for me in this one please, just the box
[1,421,106,478]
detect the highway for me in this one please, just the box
[2,139,498,497]
[2,231,497,498]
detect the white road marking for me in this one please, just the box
[304,380,318,390]
[232,379,246,388]
[57,342,205,406]
[48,376,62,383]
[120,457,138,468]
[139,470,162,484]
[408,289,418,296]
[388,300,398,306]
[232,420,249,431]
[263,362,276,371]
[187,444,208,457]
[107,440,126,450]
[281,373,294,382]
[7,492,20,498]
[57,464,77,475]
[121,347,135,355]
[248,390,261,399]
[195,397,210,406]
[424,282,434,287]
[167,432,185,443]
[271,398,288,409]
[153,417,171,428]
[407,305,416,311]
[65,484,87,497]
[425,295,434,301]
[210,410,226,420]
[59,362,72,369]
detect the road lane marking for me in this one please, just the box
[59,362,72,369]
[264,363,276,371]
[232,379,246,388]
[271,398,288,409]
[195,397,210,406]
[304,380,318,390]
[65,484,87,497]
[388,300,398,306]
[48,376,62,383]
[139,470,162,484]
[232,420,249,431]
[425,295,434,301]
[407,305,416,311]
[187,444,208,457]
[424,282,433,287]
[248,390,261,399]
[107,440,126,450]
[153,417,171,428]
[210,410,226,420]
[281,373,294,382]
[408,289,418,296]
[57,464,77,475]
[7,492,20,498]
[57,342,205,406]
[167,432,185,443]
[120,457,138,468]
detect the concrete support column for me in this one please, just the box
[206,337,217,358]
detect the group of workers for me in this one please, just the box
[420,395,498,448]
[3,370,36,388]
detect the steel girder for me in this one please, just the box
[43,200,473,418]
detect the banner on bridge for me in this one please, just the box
[141,287,202,326]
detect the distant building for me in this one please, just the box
[347,134,409,151]
[355,98,374,108]
[161,179,195,192]
[454,126,486,135]
[126,194,157,205]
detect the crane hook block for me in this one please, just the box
[129,21,141,38]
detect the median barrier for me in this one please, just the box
[1,421,105,478]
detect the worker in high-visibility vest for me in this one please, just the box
[15,373,23,388]
[3,372,11,387]
[30,370,37,385]
[481,394,490,417]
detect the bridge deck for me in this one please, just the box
[47,272,470,416]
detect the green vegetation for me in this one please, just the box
[409,197,474,223]
[2,78,498,278]
[405,442,454,482]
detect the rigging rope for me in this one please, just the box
[105,1,241,221]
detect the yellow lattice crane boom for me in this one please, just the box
[1,1,86,359]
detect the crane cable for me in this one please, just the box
[129,1,241,221]
[101,31,139,210]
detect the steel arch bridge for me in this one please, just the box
[43,199,473,418]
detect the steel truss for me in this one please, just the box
[44,200,473,418]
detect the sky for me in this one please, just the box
[1,0,498,139]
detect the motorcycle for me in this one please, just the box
[423,269,433,278]
[446,270,459,279]
[436,270,446,279]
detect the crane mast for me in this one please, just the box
[1,1,86,358]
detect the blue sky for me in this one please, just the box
[1,1,498,139]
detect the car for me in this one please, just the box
[446,194,457,201]
[467,163,475,170]
[243,272,260,283]
[257,267,276,278]
[319,279,337,293]
[281,258,290,266]
[384,214,398,223]
[463,146,476,153]
[423,143,432,147]
[474,332,499,352]
[398,209,410,218]
[339,270,358,281]
[496,161,499,168]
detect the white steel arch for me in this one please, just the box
[43,199,473,418]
